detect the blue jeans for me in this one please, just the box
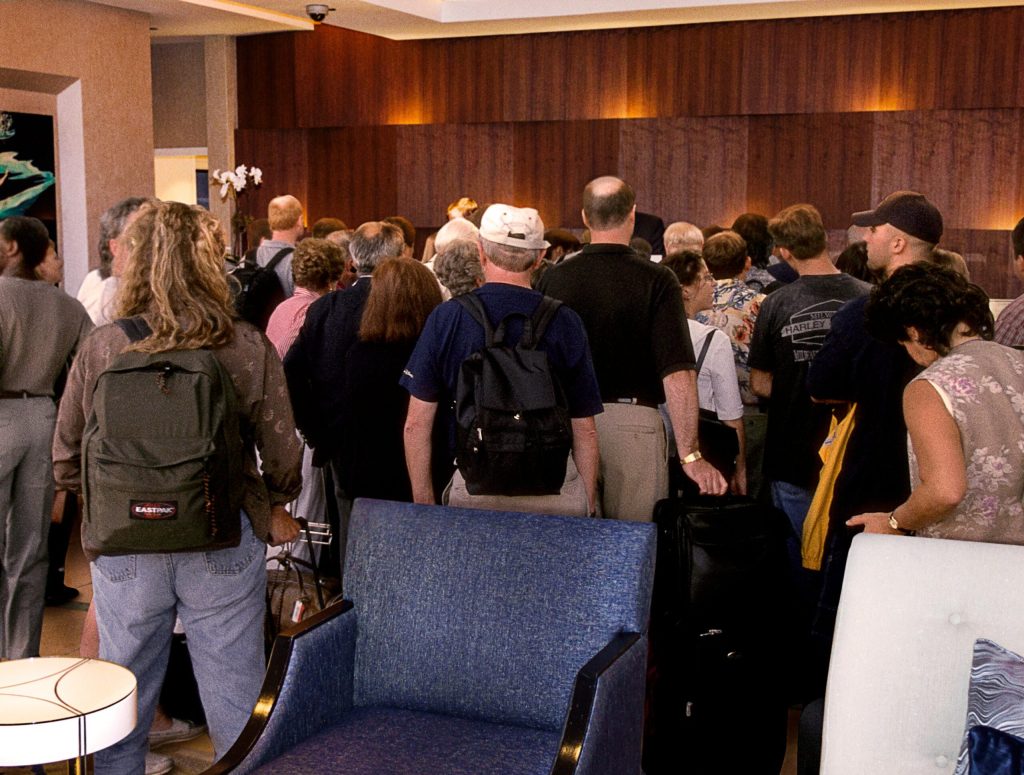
[770,480,815,543]
[91,517,266,774]
[771,479,819,599]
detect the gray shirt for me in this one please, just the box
[255,240,296,298]
[0,277,93,396]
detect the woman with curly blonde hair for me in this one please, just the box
[53,201,303,775]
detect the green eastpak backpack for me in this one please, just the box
[81,317,244,554]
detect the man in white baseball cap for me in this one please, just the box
[401,203,603,516]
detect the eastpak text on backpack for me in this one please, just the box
[453,293,572,496]
[82,317,245,554]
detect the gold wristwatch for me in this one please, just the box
[681,450,703,465]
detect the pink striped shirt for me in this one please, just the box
[266,286,322,360]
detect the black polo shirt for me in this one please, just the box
[537,243,694,406]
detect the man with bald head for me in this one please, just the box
[257,194,305,298]
[538,176,727,521]
[664,221,704,255]
[283,221,406,575]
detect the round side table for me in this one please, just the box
[0,656,137,774]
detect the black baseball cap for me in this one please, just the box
[851,191,943,245]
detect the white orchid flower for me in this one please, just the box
[251,167,263,185]
[234,164,247,179]
[219,181,231,199]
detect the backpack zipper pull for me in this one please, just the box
[157,365,173,395]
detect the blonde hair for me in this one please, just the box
[447,197,478,220]
[268,195,303,231]
[117,201,236,353]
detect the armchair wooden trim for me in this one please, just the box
[551,631,642,775]
[202,600,354,775]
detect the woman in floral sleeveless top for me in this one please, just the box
[848,264,1024,542]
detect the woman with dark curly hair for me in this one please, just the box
[848,263,1024,542]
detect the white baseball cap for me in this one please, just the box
[479,204,550,250]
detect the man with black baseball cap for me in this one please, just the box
[804,190,943,687]
[851,190,944,276]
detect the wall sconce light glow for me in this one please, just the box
[388,101,427,125]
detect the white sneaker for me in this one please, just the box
[145,751,174,775]
[148,717,207,747]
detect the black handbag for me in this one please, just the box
[693,331,740,472]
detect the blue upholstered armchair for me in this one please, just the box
[203,499,656,775]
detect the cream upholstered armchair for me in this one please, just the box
[820,533,1024,774]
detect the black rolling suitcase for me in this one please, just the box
[645,494,792,775]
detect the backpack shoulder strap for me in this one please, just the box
[266,247,293,272]
[114,316,153,343]
[522,296,562,349]
[695,328,716,374]
[455,293,495,346]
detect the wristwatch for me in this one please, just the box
[888,510,912,534]
[681,450,703,465]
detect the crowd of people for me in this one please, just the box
[1,176,1023,775]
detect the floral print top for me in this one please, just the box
[695,278,766,406]
[911,340,1024,544]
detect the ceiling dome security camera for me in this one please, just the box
[306,4,333,22]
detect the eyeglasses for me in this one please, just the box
[699,273,715,284]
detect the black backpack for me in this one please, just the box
[81,317,245,554]
[230,247,291,330]
[453,293,572,496]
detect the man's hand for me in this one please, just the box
[268,505,302,546]
[682,457,728,495]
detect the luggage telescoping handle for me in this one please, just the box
[293,517,327,609]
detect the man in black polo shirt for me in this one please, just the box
[538,176,726,521]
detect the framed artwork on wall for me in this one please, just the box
[0,110,58,240]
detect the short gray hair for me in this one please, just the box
[435,239,483,297]
[479,236,541,273]
[349,221,405,274]
[434,217,479,256]
[98,197,149,279]
[664,221,704,252]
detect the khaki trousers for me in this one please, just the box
[595,403,668,522]
[444,455,590,517]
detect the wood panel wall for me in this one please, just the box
[236,7,1024,297]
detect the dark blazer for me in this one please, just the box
[633,211,666,256]
[283,277,371,463]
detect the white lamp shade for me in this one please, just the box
[0,657,137,766]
